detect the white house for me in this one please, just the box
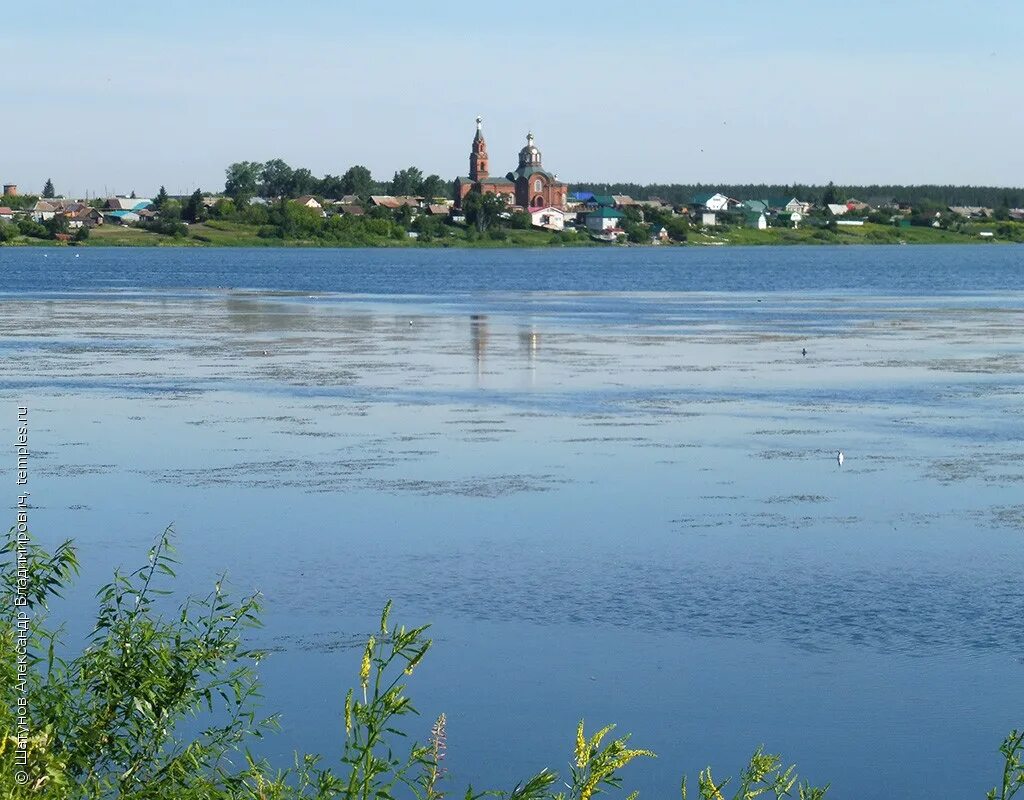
[294,195,326,216]
[31,200,58,222]
[784,198,812,215]
[531,206,566,231]
[585,207,625,232]
[701,212,718,227]
[693,192,732,212]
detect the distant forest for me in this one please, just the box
[570,182,1024,209]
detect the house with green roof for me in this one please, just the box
[584,206,625,233]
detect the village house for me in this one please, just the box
[105,196,153,211]
[649,224,669,243]
[826,203,849,216]
[31,200,59,222]
[105,210,141,225]
[745,210,768,230]
[294,195,321,209]
[948,206,994,219]
[584,206,625,233]
[531,206,566,231]
[369,195,402,209]
[691,192,736,213]
[0,206,14,222]
[69,207,104,228]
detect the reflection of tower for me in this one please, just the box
[470,314,488,381]
[518,327,540,358]
[519,325,540,387]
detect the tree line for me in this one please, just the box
[571,181,1024,210]
[222,160,452,203]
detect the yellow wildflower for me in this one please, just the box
[360,635,375,695]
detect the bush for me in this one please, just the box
[141,219,188,238]
[509,211,532,230]
[17,217,49,239]
[0,220,18,242]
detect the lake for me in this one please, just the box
[2,245,1023,799]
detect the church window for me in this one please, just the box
[534,179,542,192]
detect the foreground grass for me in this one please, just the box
[2,527,1022,800]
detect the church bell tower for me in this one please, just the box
[470,116,489,181]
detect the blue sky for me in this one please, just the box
[4,1,1023,197]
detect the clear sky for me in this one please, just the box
[5,1,1023,197]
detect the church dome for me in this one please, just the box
[518,132,542,167]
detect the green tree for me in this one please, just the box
[271,198,323,239]
[153,185,169,210]
[341,165,374,197]
[241,202,270,226]
[183,189,206,224]
[261,158,295,197]
[160,198,182,221]
[391,166,424,196]
[318,173,344,198]
[624,221,649,243]
[821,181,838,206]
[621,205,643,224]
[0,220,18,242]
[462,190,506,233]
[509,210,532,229]
[291,167,316,197]
[419,174,447,200]
[412,213,447,243]
[44,214,70,238]
[664,215,689,241]
[17,217,49,238]
[73,224,90,242]
[224,161,263,202]
[209,198,237,219]
[42,178,55,198]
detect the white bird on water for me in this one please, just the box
[837,450,845,467]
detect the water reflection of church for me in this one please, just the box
[454,117,568,211]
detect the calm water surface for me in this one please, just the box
[2,246,1023,799]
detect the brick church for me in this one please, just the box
[454,117,568,211]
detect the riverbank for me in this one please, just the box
[2,218,1020,247]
